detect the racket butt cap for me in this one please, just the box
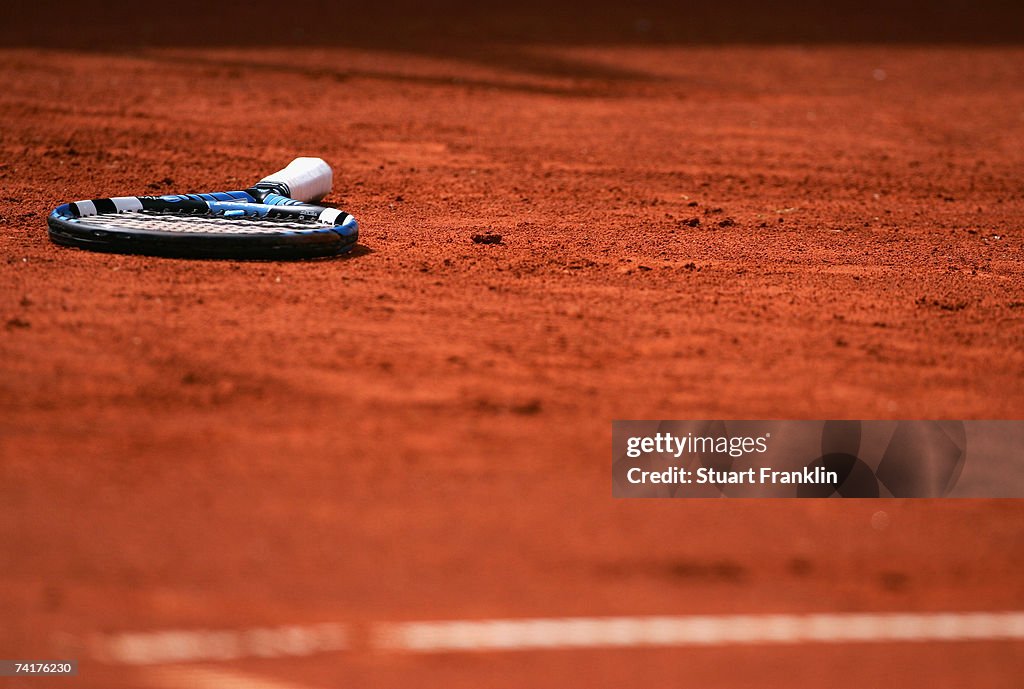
[258,157,333,203]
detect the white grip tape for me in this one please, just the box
[259,157,333,203]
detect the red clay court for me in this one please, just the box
[1,2,1022,687]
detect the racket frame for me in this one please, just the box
[47,159,358,260]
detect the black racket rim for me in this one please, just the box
[47,208,358,260]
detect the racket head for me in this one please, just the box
[47,192,359,260]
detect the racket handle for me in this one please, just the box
[257,157,333,203]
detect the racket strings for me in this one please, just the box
[71,210,329,235]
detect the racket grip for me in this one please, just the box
[257,157,333,203]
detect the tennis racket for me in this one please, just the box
[47,158,359,259]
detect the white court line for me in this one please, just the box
[144,665,318,689]
[90,612,1024,665]
[372,612,1024,652]
[93,624,348,666]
